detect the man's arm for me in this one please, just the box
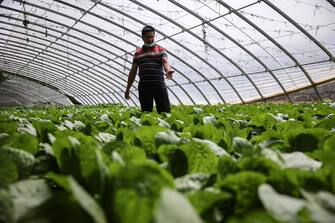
[162,56,174,80]
[125,63,138,99]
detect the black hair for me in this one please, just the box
[141,25,155,36]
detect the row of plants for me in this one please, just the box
[0,102,335,223]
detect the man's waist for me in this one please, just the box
[139,73,164,80]
[138,79,165,85]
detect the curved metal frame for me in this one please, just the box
[2,53,104,104]
[2,1,253,104]
[0,47,112,105]
[0,35,121,104]
[53,0,203,104]
[0,0,333,106]
[167,0,293,102]
[1,8,135,103]
[215,0,323,100]
[1,6,193,106]
[95,1,222,104]
[1,57,99,104]
[55,0,208,105]
[128,0,236,102]
[0,87,40,105]
[5,1,221,104]
[0,81,70,106]
[0,84,47,102]
[0,17,134,104]
[0,8,184,105]
[326,0,335,7]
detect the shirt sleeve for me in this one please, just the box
[161,52,168,59]
[160,47,168,59]
[133,48,142,64]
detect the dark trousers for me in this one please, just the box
[138,82,171,113]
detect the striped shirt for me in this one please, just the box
[133,44,167,84]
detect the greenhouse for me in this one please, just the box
[1,0,334,106]
[1,1,335,223]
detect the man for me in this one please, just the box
[124,25,174,113]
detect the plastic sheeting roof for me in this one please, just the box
[1,0,335,106]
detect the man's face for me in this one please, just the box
[142,31,155,44]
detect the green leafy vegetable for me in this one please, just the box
[154,188,203,223]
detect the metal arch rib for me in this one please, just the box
[1,38,129,105]
[1,47,113,104]
[129,0,242,103]
[13,0,208,105]
[99,1,225,103]
[167,0,267,102]
[0,19,210,104]
[2,40,76,73]
[10,0,105,77]
[0,69,73,105]
[0,19,134,105]
[0,28,126,104]
[2,57,102,105]
[6,1,226,101]
[166,66,197,104]
[60,95,90,105]
[80,94,102,105]
[95,2,217,104]
[98,2,226,103]
[3,15,130,85]
[53,0,197,105]
[0,16,130,89]
[262,0,335,81]
[166,51,208,104]
[2,32,127,101]
[326,0,335,8]
[1,49,108,104]
[1,63,98,105]
[52,0,200,105]
[216,0,322,100]
[0,82,68,105]
[2,56,99,104]
[262,0,335,62]
[44,94,71,105]
[168,0,292,102]
[0,5,133,88]
[60,98,73,106]
[166,0,248,76]
[0,87,51,105]
[0,11,136,94]
[49,97,72,106]
[1,4,184,106]
[1,81,51,103]
[3,59,104,105]
[6,1,134,83]
[0,17,137,105]
[65,96,86,105]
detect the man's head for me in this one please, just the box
[142,25,155,47]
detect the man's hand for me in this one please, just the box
[165,70,174,80]
[125,89,130,100]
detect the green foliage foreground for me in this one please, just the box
[1,102,335,223]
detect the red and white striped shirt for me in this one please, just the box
[133,44,168,84]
